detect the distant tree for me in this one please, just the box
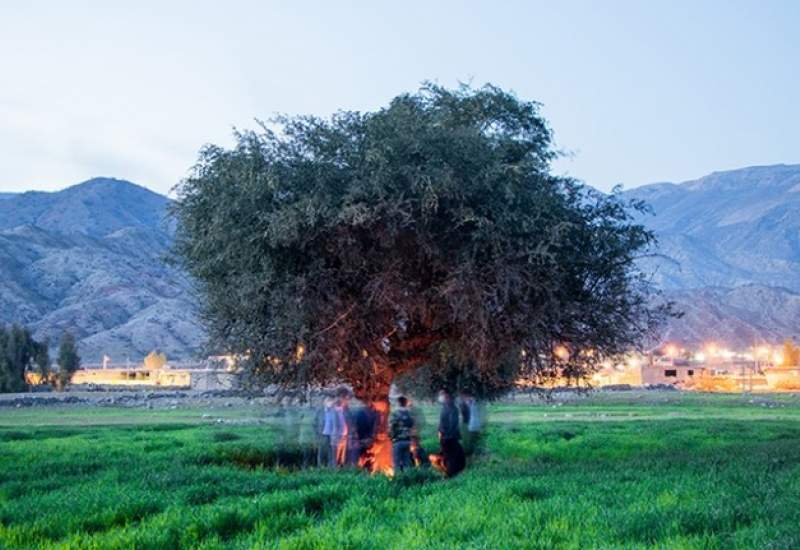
[172,83,672,406]
[32,337,51,385]
[0,324,42,393]
[143,350,167,370]
[782,339,800,367]
[55,332,81,390]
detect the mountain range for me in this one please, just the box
[622,164,800,347]
[0,165,798,359]
[0,178,203,362]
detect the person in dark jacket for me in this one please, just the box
[354,402,379,463]
[436,389,465,477]
[389,396,415,472]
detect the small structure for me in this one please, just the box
[189,369,241,390]
[642,357,703,386]
[764,366,800,390]
[70,367,192,387]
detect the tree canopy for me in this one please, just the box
[173,83,669,401]
[56,332,80,390]
[0,325,49,393]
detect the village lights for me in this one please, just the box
[705,343,718,357]
[626,356,641,369]
[554,345,570,360]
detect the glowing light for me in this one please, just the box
[626,356,642,369]
[295,344,305,361]
[554,346,570,360]
[694,352,706,362]
[664,344,678,357]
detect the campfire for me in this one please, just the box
[358,432,394,477]
[357,399,394,476]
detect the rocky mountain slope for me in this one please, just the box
[0,178,203,361]
[1,166,797,358]
[661,285,800,346]
[623,164,800,347]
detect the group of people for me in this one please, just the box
[317,387,382,467]
[315,387,483,477]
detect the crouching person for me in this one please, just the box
[389,396,415,472]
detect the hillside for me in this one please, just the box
[662,285,800,346]
[0,178,203,362]
[1,166,798,358]
[625,164,800,292]
[623,164,800,347]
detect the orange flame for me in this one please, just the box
[357,400,394,476]
[358,433,394,477]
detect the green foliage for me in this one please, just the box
[0,324,49,393]
[1,395,800,548]
[33,337,50,384]
[172,83,671,399]
[55,332,80,390]
[397,344,520,400]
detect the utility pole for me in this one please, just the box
[741,361,746,394]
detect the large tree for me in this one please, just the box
[172,83,669,404]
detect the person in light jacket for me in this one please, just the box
[317,396,336,467]
[323,393,349,467]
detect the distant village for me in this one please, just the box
[589,340,800,392]
[24,351,240,391]
[32,339,800,394]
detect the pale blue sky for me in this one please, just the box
[1,0,798,195]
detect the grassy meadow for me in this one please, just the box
[1,392,800,549]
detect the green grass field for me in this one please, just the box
[2,392,800,549]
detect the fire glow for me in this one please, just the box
[356,400,395,477]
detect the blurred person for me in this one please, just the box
[336,387,358,466]
[325,390,349,467]
[461,393,485,456]
[389,395,415,472]
[436,389,465,477]
[345,407,361,466]
[458,392,471,427]
[354,401,379,462]
[408,397,429,466]
[316,396,336,467]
